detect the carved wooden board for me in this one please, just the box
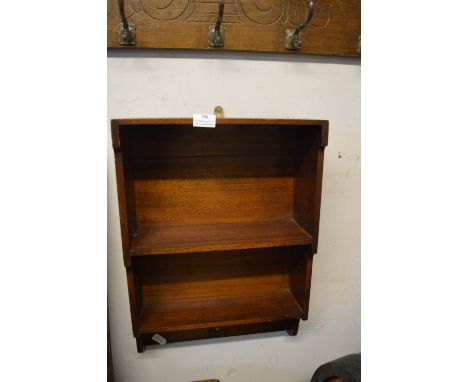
[107,0,360,57]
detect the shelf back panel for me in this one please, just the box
[121,124,300,229]
[138,247,295,301]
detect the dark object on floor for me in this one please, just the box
[311,353,361,382]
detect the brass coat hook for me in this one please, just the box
[208,0,225,48]
[285,0,314,50]
[117,0,136,46]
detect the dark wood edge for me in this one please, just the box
[113,150,130,266]
[287,320,299,336]
[311,149,325,254]
[136,336,144,353]
[128,238,314,257]
[320,121,329,148]
[107,46,362,59]
[107,307,114,382]
[126,269,141,337]
[301,252,314,320]
[111,120,121,150]
[139,318,300,347]
[111,118,329,128]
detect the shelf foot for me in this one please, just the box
[287,321,299,336]
[136,336,144,353]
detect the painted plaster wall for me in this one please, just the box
[107,51,360,382]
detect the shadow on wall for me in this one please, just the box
[107,48,360,66]
[137,359,306,382]
[138,329,296,353]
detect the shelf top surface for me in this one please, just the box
[129,219,313,256]
[112,118,328,127]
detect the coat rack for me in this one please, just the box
[108,0,360,57]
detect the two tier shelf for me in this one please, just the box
[112,118,328,352]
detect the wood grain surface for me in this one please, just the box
[111,118,328,351]
[130,220,312,255]
[107,0,360,57]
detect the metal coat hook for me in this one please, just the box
[285,0,314,50]
[117,0,136,46]
[208,0,225,48]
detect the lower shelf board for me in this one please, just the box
[138,289,303,334]
[139,318,300,348]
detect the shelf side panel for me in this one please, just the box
[293,125,326,253]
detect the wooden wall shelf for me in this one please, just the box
[107,0,360,57]
[112,118,328,351]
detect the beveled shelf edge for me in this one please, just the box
[138,314,302,335]
[138,289,304,335]
[128,218,314,256]
[128,238,313,257]
[139,318,300,350]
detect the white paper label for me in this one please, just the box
[152,333,167,345]
[193,113,216,128]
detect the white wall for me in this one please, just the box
[107,50,360,382]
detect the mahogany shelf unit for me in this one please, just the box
[112,118,328,352]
